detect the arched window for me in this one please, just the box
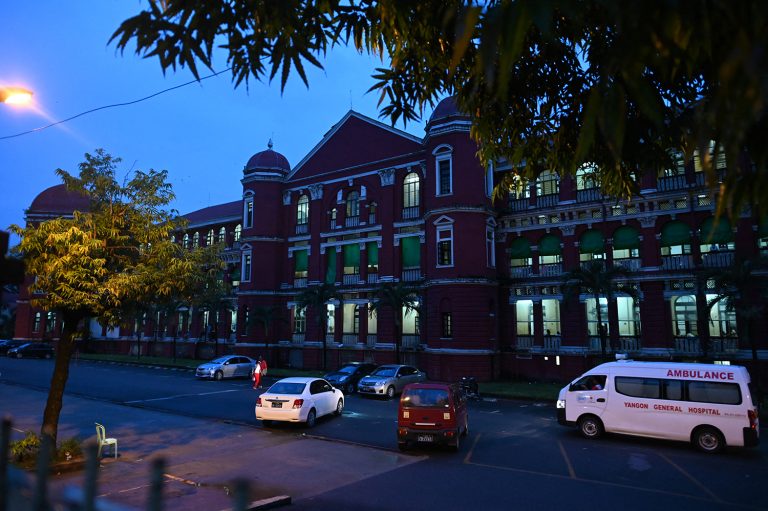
[234,224,242,242]
[206,229,214,246]
[193,232,200,248]
[346,191,359,218]
[536,170,559,196]
[440,298,453,338]
[579,229,605,262]
[576,164,598,190]
[218,226,226,244]
[183,233,190,248]
[403,172,420,207]
[612,226,640,260]
[660,220,691,256]
[699,216,734,253]
[538,234,562,265]
[672,295,697,336]
[297,194,309,225]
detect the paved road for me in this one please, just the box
[1,357,766,510]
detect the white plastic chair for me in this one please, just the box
[95,422,118,459]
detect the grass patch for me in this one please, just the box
[479,381,561,401]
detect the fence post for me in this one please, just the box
[148,457,165,511]
[0,418,10,511]
[231,479,250,511]
[33,430,53,511]
[83,443,99,511]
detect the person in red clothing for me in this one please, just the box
[252,358,262,389]
[259,356,268,382]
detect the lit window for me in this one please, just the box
[671,295,697,336]
[442,312,453,338]
[576,164,598,190]
[343,303,360,334]
[542,299,560,336]
[206,229,214,246]
[437,226,453,266]
[585,298,609,336]
[706,294,736,338]
[218,227,226,244]
[294,307,306,333]
[297,194,309,225]
[193,232,200,248]
[436,157,452,196]
[33,312,41,333]
[346,191,359,217]
[183,233,190,248]
[515,300,533,335]
[617,297,640,336]
[404,172,420,207]
[536,170,559,196]
[234,224,242,242]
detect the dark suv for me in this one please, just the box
[0,340,27,356]
[323,362,377,394]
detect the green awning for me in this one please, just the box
[699,217,733,244]
[612,226,640,250]
[509,237,532,258]
[401,236,420,267]
[229,270,241,281]
[760,216,768,238]
[660,221,691,246]
[343,244,360,267]
[538,234,562,256]
[579,229,604,254]
[367,242,378,265]
[294,249,308,272]
[325,247,337,283]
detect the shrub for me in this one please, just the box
[9,431,83,466]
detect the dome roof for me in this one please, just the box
[244,140,291,174]
[428,96,470,125]
[28,184,89,216]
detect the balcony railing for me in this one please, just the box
[580,259,606,271]
[543,335,561,352]
[342,333,358,346]
[710,337,738,353]
[661,255,693,270]
[293,277,308,288]
[343,273,360,285]
[402,268,421,281]
[402,206,420,220]
[516,335,534,350]
[326,334,336,345]
[510,266,533,278]
[536,194,559,208]
[701,251,735,268]
[367,272,379,284]
[618,336,641,352]
[345,216,360,228]
[539,263,563,276]
[401,335,420,349]
[366,334,377,347]
[509,198,530,212]
[658,174,688,191]
[613,258,642,272]
[295,223,309,235]
[674,336,701,354]
[588,337,611,352]
[576,188,602,203]
[368,213,377,225]
[291,333,305,344]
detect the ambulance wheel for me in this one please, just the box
[578,415,604,439]
[693,426,724,453]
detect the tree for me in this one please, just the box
[248,305,287,354]
[562,261,637,361]
[704,258,768,402]
[368,282,420,365]
[10,149,198,446]
[295,283,341,370]
[112,1,768,215]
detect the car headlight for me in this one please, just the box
[556,400,566,409]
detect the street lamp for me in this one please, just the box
[0,87,33,105]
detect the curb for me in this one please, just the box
[217,495,291,511]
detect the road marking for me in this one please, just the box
[463,432,481,464]
[124,389,239,404]
[558,440,576,478]
[657,452,722,503]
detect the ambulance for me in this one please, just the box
[556,361,760,453]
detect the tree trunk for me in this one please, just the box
[41,309,84,446]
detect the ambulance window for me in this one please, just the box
[688,381,741,405]
[570,375,606,391]
[615,377,660,399]
[663,379,684,401]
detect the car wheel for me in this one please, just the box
[693,427,725,453]
[334,399,344,416]
[213,370,223,381]
[386,386,395,399]
[16,353,22,359]
[578,415,604,440]
[44,353,52,359]
[306,409,317,428]
[345,383,355,394]
[451,430,461,452]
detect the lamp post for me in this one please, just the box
[0,87,33,105]
[176,305,190,362]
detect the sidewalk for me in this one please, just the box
[1,384,422,511]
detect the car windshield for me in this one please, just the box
[371,367,396,377]
[338,366,357,375]
[402,388,450,407]
[268,382,307,395]
[209,357,231,364]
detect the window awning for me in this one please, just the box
[699,217,733,244]
[367,242,378,265]
[660,220,691,246]
[294,249,308,272]
[509,237,532,258]
[401,236,420,267]
[579,229,604,254]
[325,247,336,283]
[538,234,562,256]
[343,244,360,267]
[612,226,640,250]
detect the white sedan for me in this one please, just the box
[255,377,344,427]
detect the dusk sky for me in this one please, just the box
[0,1,438,247]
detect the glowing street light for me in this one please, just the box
[0,87,33,105]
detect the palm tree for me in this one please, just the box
[295,283,341,370]
[248,305,286,354]
[368,282,421,364]
[704,258,768,402]
[562,260,637,360]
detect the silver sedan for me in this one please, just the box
[195,355,256,381]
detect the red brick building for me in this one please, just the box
[13,98,768,382]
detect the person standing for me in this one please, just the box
[252,357,262,390]
[259,356,268,387]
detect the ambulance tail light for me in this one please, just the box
[748,409,758,430]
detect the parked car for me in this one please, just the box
[195,355,256,381]
[7,342,54,359]
[397,382,469,451]
[0,340,27,356]
[255,377,344,427]
[357,364,426,398]
[323,362,377,394]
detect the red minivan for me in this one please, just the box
[397,382,469,451]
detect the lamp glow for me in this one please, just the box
[0,87,33,105]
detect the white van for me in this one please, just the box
[557,361,760,453]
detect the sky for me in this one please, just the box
[0,1,438,248]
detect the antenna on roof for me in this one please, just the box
[268,138,273,150]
